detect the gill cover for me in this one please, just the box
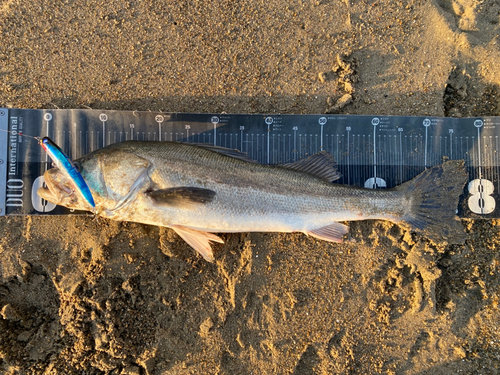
[75,148,152,214]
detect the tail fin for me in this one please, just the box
[396,160,468,244]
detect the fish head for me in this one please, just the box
[38,146,152,213]
[37,167,94,211]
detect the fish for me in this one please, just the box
[37,141,468,262]
[38,137,96,211]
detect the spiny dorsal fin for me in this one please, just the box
[283,151,341,182]
[192,144,340,183]
[146,187,216,208]
[193,144,258,163]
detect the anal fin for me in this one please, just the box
[171,225,224,262]
[306,222,349,242]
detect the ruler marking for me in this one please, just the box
[477,128,482,178]
[373,133,376,183]
[497,136,499,193]
[475,122,485,214]
[267,123,270,164]
[399,129,403,184]
[320,123,324,151]
[348,127,351,185]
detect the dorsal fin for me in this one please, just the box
[193,144,258,163]
[192,143,340,182]
[282,151,341,182]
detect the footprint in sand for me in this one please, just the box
[434,0,500,36]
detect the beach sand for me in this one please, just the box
[1,0,500,373]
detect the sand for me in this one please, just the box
[1,0,500,374]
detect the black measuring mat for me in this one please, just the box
[1,109,498,218]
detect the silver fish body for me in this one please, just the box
[38,141,468,261]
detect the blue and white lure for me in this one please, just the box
[37,137,96,211]
[0,129,96,211]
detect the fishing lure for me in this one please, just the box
[0,129,96,211]
[37,137,96,210]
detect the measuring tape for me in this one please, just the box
[1,108,499,218]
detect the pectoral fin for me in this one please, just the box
[146,187,216,208]
[171,225,224,262]
[306,222,349,242]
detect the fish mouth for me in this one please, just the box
[37,168,80,208]
[37,183,58,203]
